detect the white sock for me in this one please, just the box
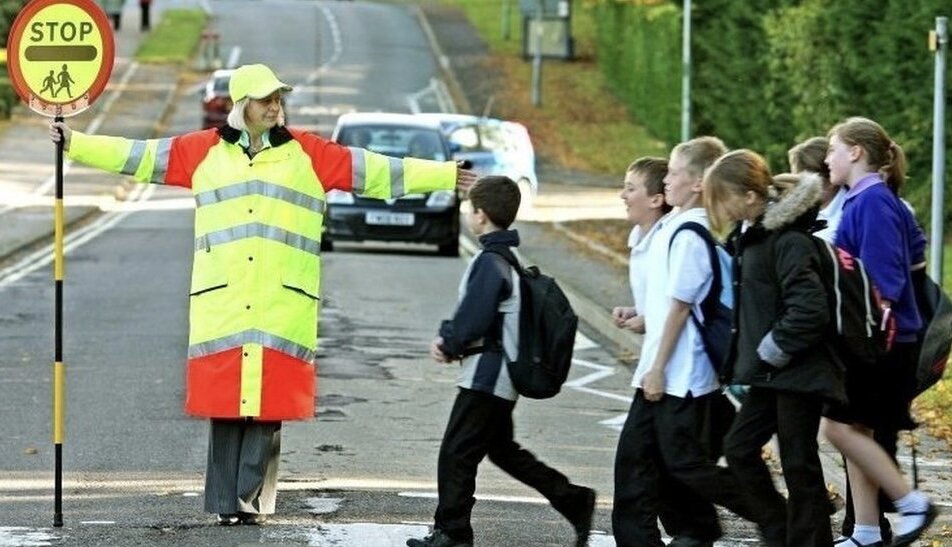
[852,524,881,545]
[894,490,930,536]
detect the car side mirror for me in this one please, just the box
[449,142,462,154]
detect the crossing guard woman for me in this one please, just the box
[50,64,476,525]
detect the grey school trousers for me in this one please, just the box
[204,419,281,515]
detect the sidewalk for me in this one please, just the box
[418,2,952,541]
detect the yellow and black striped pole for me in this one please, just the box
[53,115,65,528]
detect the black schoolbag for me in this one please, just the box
[483,245,578,399]
[810,238,893,366]
[668,222,734,374]
[912,271,952,395]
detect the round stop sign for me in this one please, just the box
[5,0,115,117]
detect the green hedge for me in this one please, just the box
[594,0,952,224]
[594,1,680,144]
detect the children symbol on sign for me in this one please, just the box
[55,64,75,99]
[40,70,58,98]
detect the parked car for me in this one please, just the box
[323,112,461,256]
[200,69,234,130]
[417,113,538,201]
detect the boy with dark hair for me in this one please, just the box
[408,175,596,547]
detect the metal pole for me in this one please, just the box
[680,0,692,141]
[502,0,511,41]
[52,115,65,528]
[930,16,947,284]
[531,0,543,107]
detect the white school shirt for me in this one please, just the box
[631,207,720,398]
[627,216,667,315]
[813,187,846,243]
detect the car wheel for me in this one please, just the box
[320,237,334,252]
[438,240,459,257]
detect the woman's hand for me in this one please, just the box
[49,121,72,152]
[455,168,477,193]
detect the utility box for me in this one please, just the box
[520,0,574,59]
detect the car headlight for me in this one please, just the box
[426,190,456,208]
[326,190,354,205]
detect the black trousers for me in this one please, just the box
[434,388,586,542]
[723,387,832,547]
[612,390,761,547]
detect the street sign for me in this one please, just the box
[5,0,114,117]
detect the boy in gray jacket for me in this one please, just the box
[408,176,595,547]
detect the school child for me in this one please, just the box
[820,117,936,547]
[612,157,672,334]
[705,150,845,547]
[409,175,596,547]
[612,137,767,547]
[789,136,845,242]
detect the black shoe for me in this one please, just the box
[668,537,715,547]
[216,513,240,526]
[406,529,473,547]
[835,537,883,547]
[568,487,596,547]
[889,502,939,547]
[238,512,268,525]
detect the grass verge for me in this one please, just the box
[135,9,208,63]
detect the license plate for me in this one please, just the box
[365,211,415,226]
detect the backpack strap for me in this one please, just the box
[482,244,524,276]
[668,221,723,323]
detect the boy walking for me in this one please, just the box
[612,137,769,547]
[409,176,596,547]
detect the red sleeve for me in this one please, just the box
[289,128,353,192]
[164,129,221,189]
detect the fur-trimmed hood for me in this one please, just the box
[762,172,823,232]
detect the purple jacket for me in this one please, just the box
[835,175,923,340]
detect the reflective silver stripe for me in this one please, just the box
[188,329,316,362]
[121,140,147,176]
[389,156,405,197]
[195,222,321,256]
[194,180,324,213]
[150,138,173,184]
[349,147,366,194]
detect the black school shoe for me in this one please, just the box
[567,487,596,547]
[406,529,473,547]
[216,513,240,526]
[668,537,714,547]
[238,512,268,525]
[889,502,939,547]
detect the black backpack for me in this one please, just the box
[912,271,952,395]
[483,246,578,399]
[668,222,734,374]
[811,238,893,366]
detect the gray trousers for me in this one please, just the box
[204,419,281,515]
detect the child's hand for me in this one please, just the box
[611,306,636,328]
[623,315,645,334]
[430,336,451,363]
[642,368,666,402]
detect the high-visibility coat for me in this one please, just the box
[68,125,458,420]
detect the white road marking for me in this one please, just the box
[0,528,57,547]
[0,185,156,291]
[304,4,343,85]
[266,523,430,546]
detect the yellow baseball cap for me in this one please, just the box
[229,64,292,102]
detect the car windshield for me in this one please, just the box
[337,126,447,161]
[213,75,230,94]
